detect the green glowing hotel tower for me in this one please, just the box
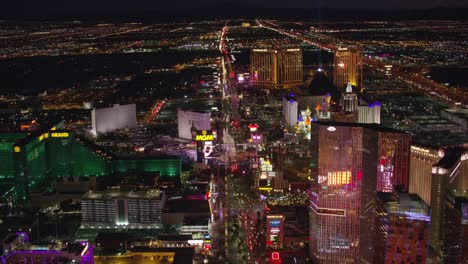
[0,129,181,205]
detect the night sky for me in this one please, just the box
[8,0,468,10]
[3,0,468,19]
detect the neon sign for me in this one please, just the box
[196,130,213,141]
[51,132,69,138]
[271,252,280,260]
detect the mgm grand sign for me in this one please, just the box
[196,130,214,142]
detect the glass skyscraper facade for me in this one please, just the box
[250,47,303,88]
[374,192,430,264]
[309,122,410,263]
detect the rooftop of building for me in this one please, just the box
[1,121,65,148]
[3,234,19,244]
[157,234,192,241]
[130,247,194,264]
[434,147,466,169]
[183,216,210,226]
[442,108,468,119]
[378,191,430,216]
[0,133,28,142]
[398,193,426,208]
[8,242,87,255]
[358,100,382,108]
[177,108,211,113]
[82,189,162,200]
[2,129,181,163]
[115,154,181,161]
[93,103,135,110]
[283,93,297,103]
[313,121,405,134]
[0,133,28,150]
[376,192,398,203]
[407,115,460,126]
[448,190,468,200]
[251,46,302,52]
[95,231,139,242]
[164,199,210,213]
[412,131,467,148]
[0,214,37,227]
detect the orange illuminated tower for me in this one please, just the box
[250,47,303,88]
[333,47,363,90]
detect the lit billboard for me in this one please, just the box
[196,130,214,142]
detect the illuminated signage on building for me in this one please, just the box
[261,164,273,172]
[463,203,468,225]
[269,220,281,227]
[271,252,280,260]
[267,215,283,219]
[51,132,69,138]
[195,130,213,141]
[411,146,430,153]
[267,215,284,248]
[311,203,346,217]
[327,171,351,186]
[248,124,259,132]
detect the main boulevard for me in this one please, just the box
[208,23,266,264]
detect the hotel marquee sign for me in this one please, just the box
[51,132,69,138]
[195,130,213,142]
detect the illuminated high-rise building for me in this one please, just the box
[341,82,358,113]
[81,189,163,229]
[409,145,440,206]
[429,148,467,254]
[408,146,468,259]
[250,47,303,88]
[377,131,411,192]
[333,47,363,90]
[374,192,430,264]
[358,102,381,124]
[443,192,468,263]
[0,129,181,206]
[309,122,410,263]
[177,109,211,140]
[283,94,298,131]
[91,104,137,136]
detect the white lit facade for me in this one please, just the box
[81,190,163,229]
[283,96,298,130]
[177,109,211,139]
[358,103,381,124]
[341,83,358,113]
[91,104,137,135]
